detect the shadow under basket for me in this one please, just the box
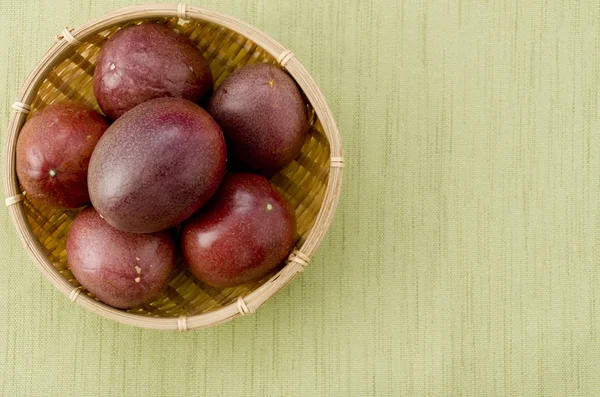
[3,4,343,330]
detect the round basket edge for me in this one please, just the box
[3,3,344,331]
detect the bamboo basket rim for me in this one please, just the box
[3,3,344,331]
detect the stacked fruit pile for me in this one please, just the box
[16,24,309,309]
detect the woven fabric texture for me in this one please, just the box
[2,0,600,396]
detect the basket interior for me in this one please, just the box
[21,16,330,318]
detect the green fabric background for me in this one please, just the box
[2,0,600,395]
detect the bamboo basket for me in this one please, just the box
[3,3,343,331]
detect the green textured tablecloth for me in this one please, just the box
[2,0,600,395]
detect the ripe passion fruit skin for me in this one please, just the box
[66,207,177,309]
[208,63,308,177]
[94,23,213,121]
[88,97,227,234]
[181,172,297,288]
[16,102,109,209]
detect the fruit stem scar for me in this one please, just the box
[268,79,276,87]
[48,169,57,178]
[266,203,273,211]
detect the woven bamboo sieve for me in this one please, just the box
[3,3,343,331]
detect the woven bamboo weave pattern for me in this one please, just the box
[4,5,343,330]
